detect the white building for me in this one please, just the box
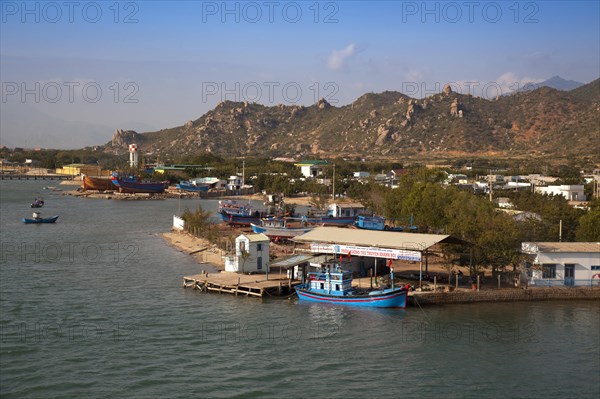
[535,185,585,201]
[224,233,270,273]
[353,171,371,178]
[521,242,600,286]
[328,203,366,218]
[227,175,243,190]
[294,161,327,178]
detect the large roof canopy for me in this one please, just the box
[294,227,468,252]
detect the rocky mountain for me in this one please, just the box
[103,79,600,161]
[521,75,584,92]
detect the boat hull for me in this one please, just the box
[306,216,356,226]
[111,178,169,194]
[250,223,313,239]
[82,176,116,191]
[22,215,59,224]
[176,182,210,192]
[295,286,407,308]
[218,210,264,226]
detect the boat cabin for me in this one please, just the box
[307,266,353,296]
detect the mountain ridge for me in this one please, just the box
[102,78,600,161]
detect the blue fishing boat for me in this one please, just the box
[218,200,268,226]
[111,177,170,194]
[250,217,314,240]
[176,181,210,192]
[295,265,407,308]
[23,213,59,224]
[353,215,417,232]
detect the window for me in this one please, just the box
[591,266,600,271]
[542,264,556,279]
[257,243,262,251]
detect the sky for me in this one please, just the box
[1,0,599,148]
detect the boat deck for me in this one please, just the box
[183,271,301,297]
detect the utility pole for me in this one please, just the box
[332,163,336,199]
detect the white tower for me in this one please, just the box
[129,144,139,168]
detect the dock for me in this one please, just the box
[183,271,301,297]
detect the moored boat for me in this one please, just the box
[111,177,170,194]
[218,200,268,226]
[295,265,407,308]
[250,218,314,240]
[82,175,116,191]
[176,181,210,192]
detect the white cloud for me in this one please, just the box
[495,72,543,94]
[327,44,357,70]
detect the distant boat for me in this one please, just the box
[295,265,407,308]
[250,218,314,240]
[111,177,170,194]
[218,200,268,226]
[23,213,59,224]
[82,175,116,191]
[353,215,417,232]
[176,181,210,192]
[30,198,45,208]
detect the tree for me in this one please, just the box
[576,199,600,241]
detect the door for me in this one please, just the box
[564,264,575,286]
[257,256,262,270]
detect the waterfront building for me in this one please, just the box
[224,233,270,273]
[522,242,600,286]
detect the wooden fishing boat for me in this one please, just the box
[250,218,314,240]
[176,181,210,192]
[111,177,170,194]
[82,175,116,191]
[218,200,268,226]
[295,265,407,308]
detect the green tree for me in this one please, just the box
[576,199,600,241]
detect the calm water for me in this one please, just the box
[1,181,599,399]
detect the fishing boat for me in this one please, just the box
[82,175,116,191]
[22,212,59,224]
[250,218,314,240]
[30,198,44,208]
[111,177,170,194]
[176,181,210,192]
[295,265,407,308]
[218,200,268,226]
[353,215,418,232]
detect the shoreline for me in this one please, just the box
[162,231,226,270]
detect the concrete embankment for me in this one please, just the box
[410,287,600,306]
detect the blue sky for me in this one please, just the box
[1,0,599,148]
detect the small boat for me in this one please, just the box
[30,198,45,208]
[250,218,314,240]
[295,265,407,308]
[176,181,210,192]
[82,175,116,191]
[23,212,59,224]
[111,177,170,194]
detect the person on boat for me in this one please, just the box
[32,211,41,220]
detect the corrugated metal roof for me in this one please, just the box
[271,254,331,268]
[524,242,600,253]
[294,227,458,251]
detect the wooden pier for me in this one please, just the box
[183,271,300,297]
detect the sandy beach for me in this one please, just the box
[162,231,227,269]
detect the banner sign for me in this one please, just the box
[310,243,421,261]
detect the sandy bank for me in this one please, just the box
[162,231,226,270]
